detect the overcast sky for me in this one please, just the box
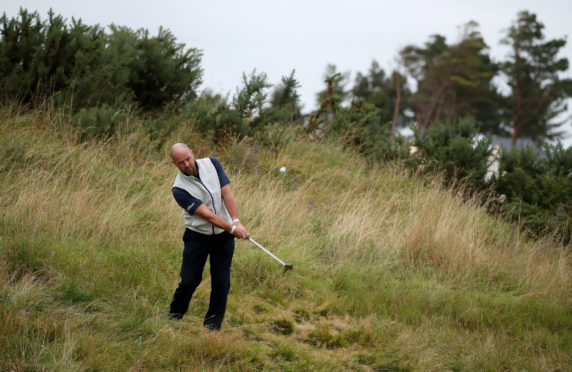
[3,0,572,144]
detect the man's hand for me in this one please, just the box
[232,222,249,240]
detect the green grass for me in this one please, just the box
[1,106,571,371]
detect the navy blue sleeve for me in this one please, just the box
[210,157,230,187]
[172,187,203,215]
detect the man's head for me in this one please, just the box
[170,143,196,176]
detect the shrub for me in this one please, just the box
[73,105,128,140]
[405,119,571,242]
[495,143,572,241]
[0,9,203,111]
[413,119,491,191]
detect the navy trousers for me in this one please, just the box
[169,229,235,330]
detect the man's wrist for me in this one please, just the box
[230,225,237,234]
[232,219,240,225]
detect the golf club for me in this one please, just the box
[247,237,293,272]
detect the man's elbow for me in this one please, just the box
[222,189,234,203]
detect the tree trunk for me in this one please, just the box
[511,121,519,149]
[511,86,522,148]
[416,109,423,135]
[511,101,521,149]
[391,72,402,139]
[511,48,522,149]
[422,83,447,131]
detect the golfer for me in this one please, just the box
[168,143,248,330]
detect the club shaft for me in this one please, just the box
[247,237,287,266]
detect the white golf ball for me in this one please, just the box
[279,166,287,173]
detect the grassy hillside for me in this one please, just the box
[1,107,571,371]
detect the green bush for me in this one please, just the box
[413,119,491,191]
[0,9,202,111]
[254,123,300,153]
[495,143,572,241]
[309,97,407,161]
[73,105,128,140]
[406,120,571,242]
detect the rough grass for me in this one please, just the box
[1,107,571,371]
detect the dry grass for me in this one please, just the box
[1,107,571,371]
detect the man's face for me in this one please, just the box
[172,147,195,175]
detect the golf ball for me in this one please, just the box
[279,166,287,173]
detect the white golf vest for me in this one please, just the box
[173,158,232,235]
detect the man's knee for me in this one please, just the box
[210,275,231,294]
[178,277,202,292]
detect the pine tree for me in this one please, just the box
[351,60,412,135]
[232,69,271,121]
[125,27,203,109]
[501,10,572,148]
[400,22,502,134]
[314,64,350,114]
[0,9,44,103]
[0,9,203,110]
[268,70,304,124]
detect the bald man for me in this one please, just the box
[168,143,248,330]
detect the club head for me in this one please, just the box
[283,263,293,272]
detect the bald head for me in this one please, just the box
[170,143,196,175]
[170,143,191,159]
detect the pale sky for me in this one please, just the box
[3,0,572,145]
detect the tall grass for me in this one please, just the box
[1,106,571,371]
